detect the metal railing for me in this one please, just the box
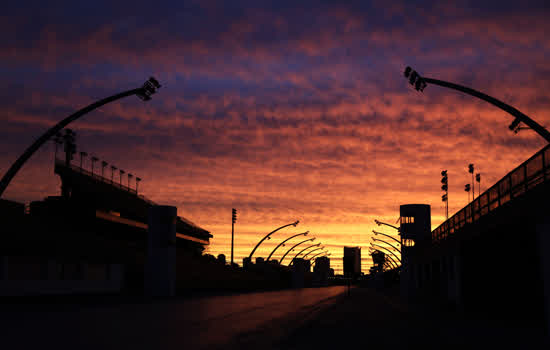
[432,143,550,242]
[55,158,138,194]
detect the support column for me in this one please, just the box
[145,205,177,297]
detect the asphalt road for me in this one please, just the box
[3,286,547,349]
[0,286,348,350]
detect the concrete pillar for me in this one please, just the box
[145,205,177,297]
[536,219,550,334]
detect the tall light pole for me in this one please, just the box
[307,250,327,261]
[266,231,309,262]
[279,237,315,265]
[290,243,321,265]
[374,219,400,232]
[302,247,324,260]
[248,220,299,261]
[369,249,399,269]
[0,77,161,199]
[441,170,449,220]
[372,230,401,245]
[404,66,550,143]
[231,208,237,265]
[370,243,401,264]
[372,237,400,253]
[469,164,475,200]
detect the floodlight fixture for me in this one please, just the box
[136,77,161,101]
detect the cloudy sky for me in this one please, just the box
[2,1,549,273]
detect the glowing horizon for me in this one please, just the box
[2,1,550,274]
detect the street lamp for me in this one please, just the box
[290,243,321,265]
[403,66,550,143]
[307,250,327,261]
[248,220,299,261]
[136,177,141,194]
[374,219,400,232]
[468,164,475,199]
[369,248,399,269]
[266,231,309,262]
[302,247,324,259]
[279,237,315,265]
[0,77,161,199]
[372,230,401,245]
[465,183,471,203]
[370,242,402,264]
[231,208,237,266]
[372,237,400,252]
[441,170,449,220]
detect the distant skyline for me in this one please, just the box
[2,1,550,273]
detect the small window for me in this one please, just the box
[401,216,415,224]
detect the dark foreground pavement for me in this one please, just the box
[226,287,550,349]
[1,287,548,349]
[277,288,550,349]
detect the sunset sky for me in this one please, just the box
[2,1,550,273]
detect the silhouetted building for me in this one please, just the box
[291,258,310,288]
[312,256,330,286]
[0,138,212,296]
[314,256,330,274]
[343,246,361,278]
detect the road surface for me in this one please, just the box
[0,286,347,349]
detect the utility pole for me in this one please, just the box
[231,208,237,265]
